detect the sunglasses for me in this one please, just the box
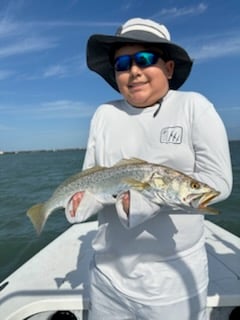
[114,51,161,72]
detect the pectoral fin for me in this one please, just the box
[122,178,150,191]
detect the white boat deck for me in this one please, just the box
[0,220,239,320]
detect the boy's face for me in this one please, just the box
[114,44,174,107]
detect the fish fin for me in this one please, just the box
[80,165,104,176]
[27,203,47,235]
[198,206,220,215]
[114,158,147,167]
[122,178,150,191]
[168,205,220,215]
[62,165,104,185]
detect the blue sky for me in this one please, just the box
[0,0,240,152]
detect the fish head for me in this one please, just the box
[148,169,220,210]
[176,178,220,209]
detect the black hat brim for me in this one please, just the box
[87,33,193,91]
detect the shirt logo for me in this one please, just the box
[160,126,183,144]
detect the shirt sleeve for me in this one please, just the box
[65,190,104,223]
[115,189,161,229]
[82,115,97,170]
[191,96,232,203]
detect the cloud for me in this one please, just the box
[0,14,59,59]
[188,31,240,61]
[119,0,141,12]
[218,106,240,122]
[43,65,67,78]
[43,54,86,78]
[38,100,95,118]
[25,20,119,29]
[152,3,207,20]
[0,20,22,38]
[0,69,14,80]
[0,36,57,58]
[0,100,96,119]
[0,16,107,76]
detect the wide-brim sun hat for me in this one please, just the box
[87,18,193,91]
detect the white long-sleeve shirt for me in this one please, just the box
[68,90,232,304]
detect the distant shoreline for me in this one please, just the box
[1,140,239,155]
[0,148,86,155]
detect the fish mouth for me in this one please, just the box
[190,190,220,209]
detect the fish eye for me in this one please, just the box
[190,181,201,189]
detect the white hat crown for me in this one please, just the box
[118,18,171,41]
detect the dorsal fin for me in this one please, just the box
[61,165,105,186]
[62,158,147,186]
[80,165,104,176]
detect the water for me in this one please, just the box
[0,143,239,282]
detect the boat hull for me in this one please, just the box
[0,221,239,320]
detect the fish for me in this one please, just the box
[27,158,220,235]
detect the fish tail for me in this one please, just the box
[27,203,47,235]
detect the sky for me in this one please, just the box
[0,0,240,152]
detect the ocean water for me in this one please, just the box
[0,143,239,282]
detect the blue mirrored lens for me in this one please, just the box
[114,55,131,71]
[135,52,158,67]
[114,52,159,71]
